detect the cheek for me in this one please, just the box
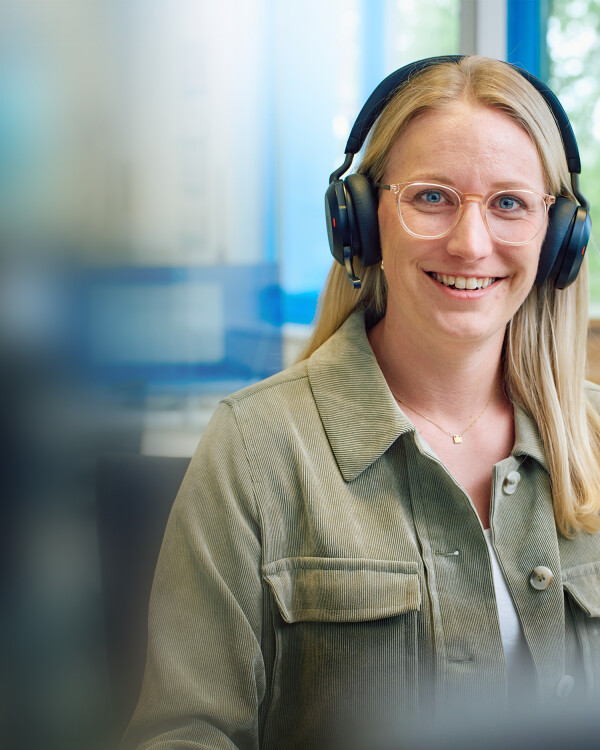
[524,240,543,284]
[377,203,396,251]
[507,240,542,282]
[507,248,540,314]
[378,204,401,272]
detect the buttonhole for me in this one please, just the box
[448,656,473,663]
[438,550,460,557]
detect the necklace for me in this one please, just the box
[392,383,500,444]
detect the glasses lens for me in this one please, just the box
[397,184,549,243]
[398,184,460,238]
[485,190,548,244]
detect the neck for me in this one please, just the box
[368,314,505,422]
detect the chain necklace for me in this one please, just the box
[392,383,500,444]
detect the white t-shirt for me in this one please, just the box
[483,527,529,679]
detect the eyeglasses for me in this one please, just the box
[375,182,556,245]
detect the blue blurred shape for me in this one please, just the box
[507,0,550,80]
[85,264,283,387]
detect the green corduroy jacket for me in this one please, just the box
[126,311,600,750]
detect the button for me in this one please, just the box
[529,566,554,590]
[555,674,575,698]
[502,471,521,494]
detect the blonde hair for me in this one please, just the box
[300,56,600,536]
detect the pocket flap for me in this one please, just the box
[563,562,600,617]
[262,557,420,623]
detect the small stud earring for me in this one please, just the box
[380,259,384,271]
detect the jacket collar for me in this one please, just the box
[307,311,414,482]
[307,310,549,481]
[512,404,549,471]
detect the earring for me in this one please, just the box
[380,260,385,271]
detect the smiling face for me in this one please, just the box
[378,101,548,352]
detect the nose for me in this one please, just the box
[445,200,494,261]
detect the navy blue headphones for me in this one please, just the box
[325,55,591,290]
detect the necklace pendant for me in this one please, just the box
[452,434,462,444]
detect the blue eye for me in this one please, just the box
[492,193,527,212]
[403,184,458,212]
[498,196,517,210]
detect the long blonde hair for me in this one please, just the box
[301,56,600,537]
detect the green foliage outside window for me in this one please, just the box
[548,0,600,313]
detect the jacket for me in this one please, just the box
[126,310,600,749]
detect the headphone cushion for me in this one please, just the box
[536,196,577,286]
[344,173,381,266]
[325,181,349,265]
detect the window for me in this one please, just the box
[546,0,600,313]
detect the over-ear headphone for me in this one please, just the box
[325,55,591,290]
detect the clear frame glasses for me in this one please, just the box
[375,182,556,245]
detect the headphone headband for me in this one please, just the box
[344,56,462,155]
[342,55,581,174]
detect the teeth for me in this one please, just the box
[432,273,495,290]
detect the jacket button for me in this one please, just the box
[529,566,554,590]
[502,471,521,494]
[555,674,575,698]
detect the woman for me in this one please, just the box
[126,56,600,750]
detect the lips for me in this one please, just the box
[429,272,497,290]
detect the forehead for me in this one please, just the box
[384,101,546,191]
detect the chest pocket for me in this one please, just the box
[263,556,420,622]
[563,562,600,692]
[261,557,422,747]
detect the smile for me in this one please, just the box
[429,272,497,290]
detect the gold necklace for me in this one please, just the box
[392,384,500,444]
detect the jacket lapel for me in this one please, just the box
[307,311,413,482]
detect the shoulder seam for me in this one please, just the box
[217,399,264,538]
[221,372,309,406]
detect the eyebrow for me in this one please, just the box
[401,174,539,191]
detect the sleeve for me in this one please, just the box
[123,400,265,750]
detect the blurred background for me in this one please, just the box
[2,1,600,748]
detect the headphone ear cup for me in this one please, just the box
[554,205,591,289]
[344,173,381,266]
[536,196,577,287]
[325,180,351,265]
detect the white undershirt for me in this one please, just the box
[483,528,528,677]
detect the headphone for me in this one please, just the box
[325,55,591,290]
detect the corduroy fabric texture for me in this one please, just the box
[124,311,600,750]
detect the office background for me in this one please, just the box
[4,0,600,456]
[2,2,600,749]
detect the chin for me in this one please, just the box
[430,314,508,347]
